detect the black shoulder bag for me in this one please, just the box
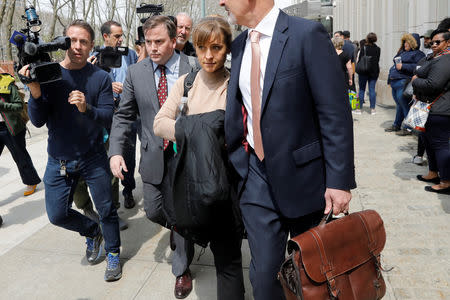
[356,46,372,75]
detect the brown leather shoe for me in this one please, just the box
[174,269,192,299]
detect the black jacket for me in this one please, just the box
[182,41,197,57]
[357,44,381,78]
[171,110,241,246]
[413,54,450,116]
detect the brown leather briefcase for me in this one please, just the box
[278,210,387,300]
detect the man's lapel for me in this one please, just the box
[143,57,160,112]
[229,31,247,103]
[261,11,289,115]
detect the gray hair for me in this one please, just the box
[176,12,193,22]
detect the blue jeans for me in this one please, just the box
[390,79,410,127]
[0,124,41,185]
[43,149,120,253]
[358,75,377,109]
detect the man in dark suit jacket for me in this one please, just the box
[219,1,356,299]
[108,16,198,299]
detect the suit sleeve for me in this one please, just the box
[108,65,139,158]
[304,22,356,190]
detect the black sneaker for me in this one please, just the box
[104,253,122,282]
[123,193,135,209]
[0,215,3,227]
[385,125,400,132]
[86,231,103,264]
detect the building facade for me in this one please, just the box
[284,0,334,34]
[333,0,449,105]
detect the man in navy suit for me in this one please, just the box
[219,1,356,299]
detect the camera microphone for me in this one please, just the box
[24,42,37,56]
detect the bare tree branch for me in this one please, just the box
[5,0,16,60]
[0,0,7,26]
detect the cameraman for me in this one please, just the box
[19,20,122,282]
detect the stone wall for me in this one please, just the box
[333,0,449,105]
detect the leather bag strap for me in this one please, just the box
[309,228,339,298]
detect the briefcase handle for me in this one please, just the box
[319,209,349,226]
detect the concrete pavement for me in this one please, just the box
[0,103,449,299]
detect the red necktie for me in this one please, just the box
[250,30,264,160]
[157,65,169,150]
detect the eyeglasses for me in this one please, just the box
[430,40,445,46]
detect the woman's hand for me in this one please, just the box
[396,63,402,70]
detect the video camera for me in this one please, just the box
[11,6,71,84]
[135,4,164,45]
[93,46,129,72]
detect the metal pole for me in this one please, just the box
[201,0,205,18]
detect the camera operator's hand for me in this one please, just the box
[112,82,123,94]
[18,65,42,99]
[87,55,97,65]
[68,90,87,112]
[110,155,128,180]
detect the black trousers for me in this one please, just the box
[210,231,245,300]
[0,123,40,185]
[425,114,450,180]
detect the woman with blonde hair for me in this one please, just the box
[386,33,425,133]
[154,17,245,300]
[331,36,353,89]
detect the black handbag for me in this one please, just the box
[356,46,372,75]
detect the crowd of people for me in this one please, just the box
[334,18,449,195]
[0,0,448,298]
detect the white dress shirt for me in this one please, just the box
[152,51,180,93]
[239,5,280,148]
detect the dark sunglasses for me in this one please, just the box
[430,40,445,46]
